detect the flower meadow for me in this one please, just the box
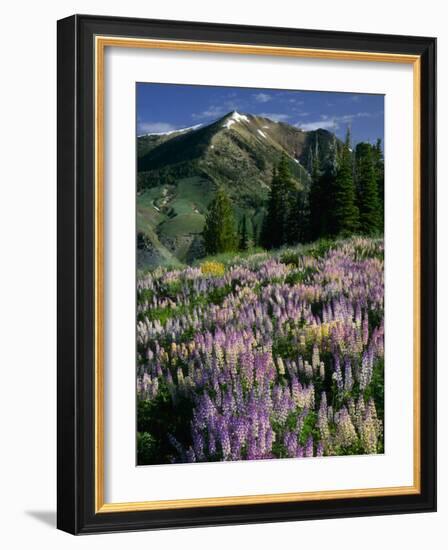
[136,237,384,465]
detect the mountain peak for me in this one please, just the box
[137,112,346,267]
[222,110,250,129]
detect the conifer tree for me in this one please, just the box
[309,133,338,239]
[261,166,282,249]
[261,154,296,249]
[252,220,259,247]
[293,187,311,243]
[202,187,238,255]
[332,128,359,236]
[355,143,381,235]
[239,213,250,251]
[372,138,385,227]
[278,154,299,246]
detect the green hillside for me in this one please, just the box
[137,111,342,269]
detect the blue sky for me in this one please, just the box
[137,83,384,145]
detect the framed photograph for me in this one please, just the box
[57,14,436,534]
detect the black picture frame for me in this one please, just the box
[57,14,436,534]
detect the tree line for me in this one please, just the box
[202,129,384,255]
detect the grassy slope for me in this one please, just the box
[136,117,339,270]
[137,176,216,265]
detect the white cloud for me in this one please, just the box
[297,119,338,131]
[138,121,177,134]
[259,112,290,122]
[253,92,271,103]
[296,111,374,132]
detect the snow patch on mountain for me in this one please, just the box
[222,111,250,129]
[140,123,202,137]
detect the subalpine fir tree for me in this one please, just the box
[309,134,338,239]
[238,213,250,251]
[261,166,281,249]
[261,154,296,249]
[372,138,384,227]
[252,221,259,247]
[277,154,298,244]
[332,128,359,236]
[202,187,238,254]
[293,187,311,243]
[355,142,381,235]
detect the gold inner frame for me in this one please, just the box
[94,36,421,513]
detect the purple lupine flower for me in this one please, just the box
[316,441,324,457]
[137,237,384,465]
[217,420,231,460]
[208,432,216,455]
[284,431,298,458]
[185,448,196,463]
[335,406,358,449]
[359,350,373,390]
[362,313,369,346]
[312,344,320,373]
[333,355,343,392]
[305,436,314,457]
[192,427,205,461]
[344,358,354,392]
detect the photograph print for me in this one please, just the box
[136,83,385,466]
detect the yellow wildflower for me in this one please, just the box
[200,261,225,277]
